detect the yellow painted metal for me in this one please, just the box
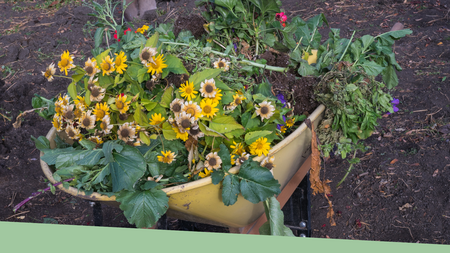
[41,105,325,228]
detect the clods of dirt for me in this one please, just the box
[173,14,206,39]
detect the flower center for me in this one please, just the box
[235,98,242,105]
[91,87,100,97]
[257,142,264,149]
[172,103,181,113]
[45,70,52,78]
[261,106,269,115]
[238,157,247,164]
[64,110,74,120]
[185,87,192,94]
[116,58,122,65]
[116,100,124,110]
[100,121,107,130]
[208,158,217,166]
[205,84,214,93]
[97,110,105,119]
[186,108,195,116]
[61,59,69,67]
[121,128,129,138]
[181,119,190,129]
[82,117,91,127]
[203,105,211,114]
[119,113,128,121]
[67,129,75,137]
[189,127,199,136]
[163,155,171,163]
[85,66,94,75]
[142,51,150,61]
[264,163,274,170]
[103,62,110,71]
[218,61,225,68]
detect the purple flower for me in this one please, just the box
[386,98,399,115]
[233,42,237,52]
[277,92,286,107]
[277,115,287,130]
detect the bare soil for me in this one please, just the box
[0,0,449,244]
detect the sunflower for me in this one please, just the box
[146,54,167,75]
[255,101,275,121]
[157,150,177,164]
[90,84,106,102]
[61,104,75,123]
[249,137,271,157]
[84,58,100,79]
[224,103,237,111]
[54,100,64,117]
[200,99,219,119]
[114,51,128,74]
[198,168,211,178]
[235,152,250,166]
[208,88,223,104]
[182,101,202,120]
[179,81,198,101]
[135,24,149,34]
[139,47,157,65]
[115,94,131,114]
[170,98,185,115]
[188,124,204,139]
[73,103,85,120]
[199,78,217,98]
[65,124,82,140]
[99,115,113,134]
[93,102,110,121]
[286,118,295,128]
[74,95,87,109]
[58,94,70,106]
[100,55,115,76]
[176,111,194,131]
[150,113,165,126]
[58,50,75,76]
[172,126,189,141]
[232,93,246,106]
[230,141,245,155]
[88,136,103,145]
[52,115,63,132]
[42,63,56,81]
[117,122,137,142]
[261,156,276,170]
[204,152,222,170]
[79,110,96,130]
[280,125,287,133]
[213,58,230,71]
[230,154,236,165]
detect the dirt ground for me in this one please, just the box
[1,0,449,244]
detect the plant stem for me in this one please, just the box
[13,178,74,212]
[336,149,357,188]
[338,30,356,62]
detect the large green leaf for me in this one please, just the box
[259,196,295,236]
[244,130,272,145]
[162,122,177,140]
[110,145,146,192]
[360,61,384,76]
[198,121,225,137]
[161,55,189,79]
[94,27,104,49]
[211,170,225,185]
[67,82,77,101]
[102,141,123,164]
[134,104,150,127]
[189,69,222,89]
[116,188,169,228]
[74,150,105,167]
[31,135,50,151]
[209,115,244,134]
[215,0,237,11]
[382,65,399,89]
[160,86,173,108]
[40,147,75,166]
[145,32,159,48]
[222,174,240,206]
[217,143,232,171]
[238,160,281,204]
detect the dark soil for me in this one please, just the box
[1,0,450,244]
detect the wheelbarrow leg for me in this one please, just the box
[93,202,103,226]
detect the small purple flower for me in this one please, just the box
[386,98,399,115]
[233,42,237,52]
[277,92,286,107]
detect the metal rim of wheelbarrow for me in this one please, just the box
[40,104,326,202]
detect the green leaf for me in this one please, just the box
[94,27,104,48]
[94,49,111,68]
[189,69,222,89]
[382,65,399,89]
[244,130,272,145]
[222,174,240,206]
[102,141,123,164]
[298,62,318,76]
[116,188,169,228]
[238,160,281,204]
[134,104,149,127]
[147,163,160,177]
[209,115,244,134]
[141,99,157,111]
[160,87,173,108]
[140,132,151,146]
[198,121,225,137]
[211,170,225,185]
[215,0,237,11]
[40,147,75,166]
[74,150,104,167]
[360,61,384,76]
[361,35,374,53]
[214,79,232,91]
[145,32,160,48]
[67,82,77,101]
[254,82,274,98]
[162,122,177,140]
[217,143,232,171]
[31,135,50,151]
[262,33,276,47]
[161,55,189,79]
[79,138,97,150]
[259,196,295,236]
[111,145,147,192]
[92,164,111,185]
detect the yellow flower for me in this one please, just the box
[170,98,185,115]
[52,115,63,132]
[150,113,165,126]
[84,58,100,79]
[79,110,96,130]
[261,156,276,170]
[199,168,211,178]
[58,50,75,76]
[115,94,131,114]
[179,80,198,101]
[54,100,64,117]
[230,154,236,165]
[280,126,287,133]
[42,63,56,81]
[286,118,295,128]
[62,104,75,123]
[146,54,167,75]
[230,141,245,155]
[65,124,82,140]
[88,136,103,145]
[199,78,217,98]
[249,137,271,157]
[100,55,115,76]
[213,58,230,71]
[74,96,87,109]
[204,152,222,170]
[176,111,194,131]
[93,102,110,121]
[255,101,275,121]
[232,93,246,106]
[140,47,157,65]
[114,51,128,74]
[173,126,189,141]
[100,115,113,134]
[183,101,202,120]
[74,103,84,120]
[136,24,149,34]
[58,95,70,106]
[200,99,219,119]
[158,150,177,164]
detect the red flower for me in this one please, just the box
[114,30,120,42]
[282,23,286,27]
[124,28,132,35]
